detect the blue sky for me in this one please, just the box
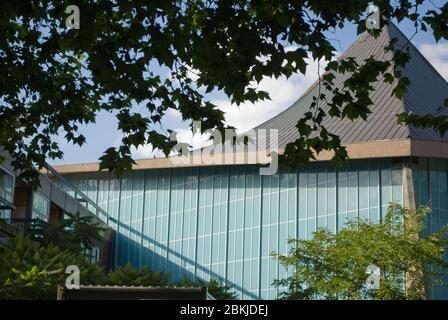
[51,1,448,165]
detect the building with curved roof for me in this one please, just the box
[52,24,448,299]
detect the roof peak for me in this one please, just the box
[255,23,448,146]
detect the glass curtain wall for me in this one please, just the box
[413,158,448,299]
[67,158,403,299]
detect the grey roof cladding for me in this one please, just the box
[253,23,448,149]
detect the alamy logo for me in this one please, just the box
[65,265,80,289]
[169,121,279,175]
[65,5,80,30]
[366,4,380,30]
[365,264,381,290]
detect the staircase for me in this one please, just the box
[42,162,115,226]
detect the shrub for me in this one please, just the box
[0,236,106,299]
[207,278,237,300]
[107,262,169,287]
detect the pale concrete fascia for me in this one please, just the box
[51,138,448,174]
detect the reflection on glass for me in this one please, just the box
[0,167,14,203]
[32,192,50,222]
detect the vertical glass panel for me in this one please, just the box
[130,170,144,268]
[419,158,430,206]
[270,174,279,225]
[307,163,317,237]
[337,166,347,230]
[97,177,109,213]
[381,159,392,217]
[297,169,308,212]
[279,173,289,224]
[327,165,336,233]
[438,161,448,230]
[438,160,447,212]
[369,159,380,223]
[347,161,358,222]
[0,209,12,223]
[260,172,271,296]
[317,163,327,230]
[430,159,440,233]
[358,160,369,222]
[327,168,336,215]
[391,160,403,203]
[0,167,14,203]
[32,192,50,222]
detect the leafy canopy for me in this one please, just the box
[273,203,448,300]
[1,1,447,186]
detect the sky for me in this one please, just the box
[50,1,448,165]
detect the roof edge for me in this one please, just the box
[51,138,422,174]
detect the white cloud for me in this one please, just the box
[175,129,212,149]
[131,144,164,159]
[419,42,448,80]
[130,124,212,160]
[215,55,329,133]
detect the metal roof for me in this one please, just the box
[254,23,448,149]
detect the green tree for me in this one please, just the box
[107,262,169,287]
[1,1,447,186]
[273,203,448,300]
[30,211,105,255]
[0,236,106,299]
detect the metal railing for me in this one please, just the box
[42,162,115,225]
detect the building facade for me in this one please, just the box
[54,24,448,299]
[60,158,448,299]
[0,154,111,264]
